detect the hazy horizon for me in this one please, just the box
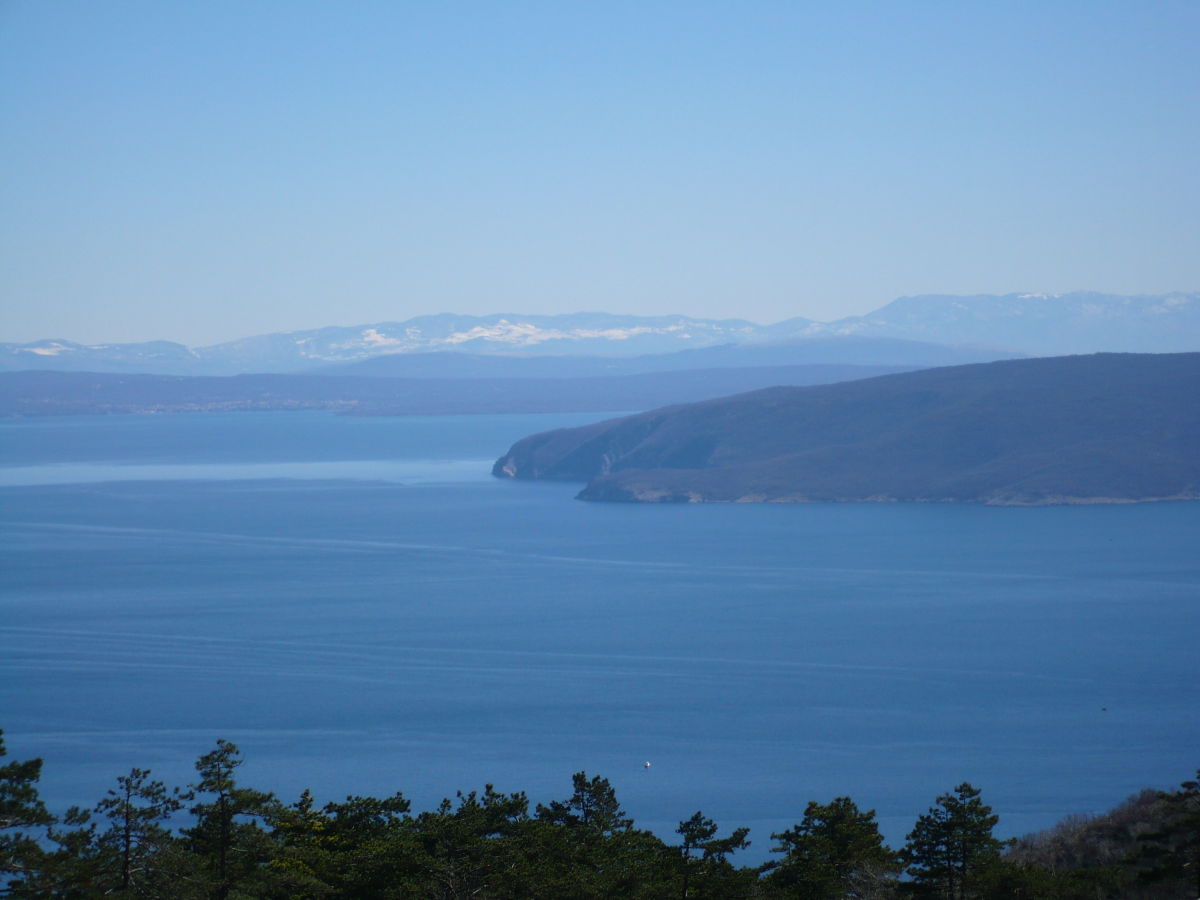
[3,2,1198,345]
[7,290,1199,350]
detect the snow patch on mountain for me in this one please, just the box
[2,293,1196,374]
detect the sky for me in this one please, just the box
[2,1,1198,346]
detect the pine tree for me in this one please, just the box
[766,796,899,898]
[536,772,633,837]
[533,772,670,898]
[0,730,54,890]
[904,783,1006,900]
[676,810,751,899]
[183,739,277,900]
[93,768,186,894]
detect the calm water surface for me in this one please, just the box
[1,411,1197,861]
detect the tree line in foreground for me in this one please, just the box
[2,731,1196,899]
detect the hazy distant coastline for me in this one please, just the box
[0,364,917,418]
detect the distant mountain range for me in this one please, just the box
[795,292,1200,354]
[4,292,1196,375]
[493,352,1200,505]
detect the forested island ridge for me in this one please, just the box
[493,352,1200,506]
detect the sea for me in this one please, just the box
[1,410,1197,862]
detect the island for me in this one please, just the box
[492,352,1200,505]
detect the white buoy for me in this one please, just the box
[643,761,652,769]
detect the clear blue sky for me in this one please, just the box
[2,1,1197,345]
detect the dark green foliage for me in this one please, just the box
[764,797,898,898]
[409,786,531,899]
[92,768,187,895]
[966,857,1097,899]
[1,727,1194,899]
[535,771,633,837]
[270,789,414,897]
[675,810,752,899]
[20,769,189,899]
[183,739,279,900]
[0,730,54,890]
[532,772,674,898]
[903,783,1007,899]
[1134,769,1200,896]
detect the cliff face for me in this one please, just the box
[492,353,1200,505]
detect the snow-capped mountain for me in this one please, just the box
[194,313,766,372]
[2,294,1196,375]
[802,292,1200,355]
[0,339,200,371]
[0,314,770,374]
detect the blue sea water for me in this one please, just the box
[1,411,1197,862]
